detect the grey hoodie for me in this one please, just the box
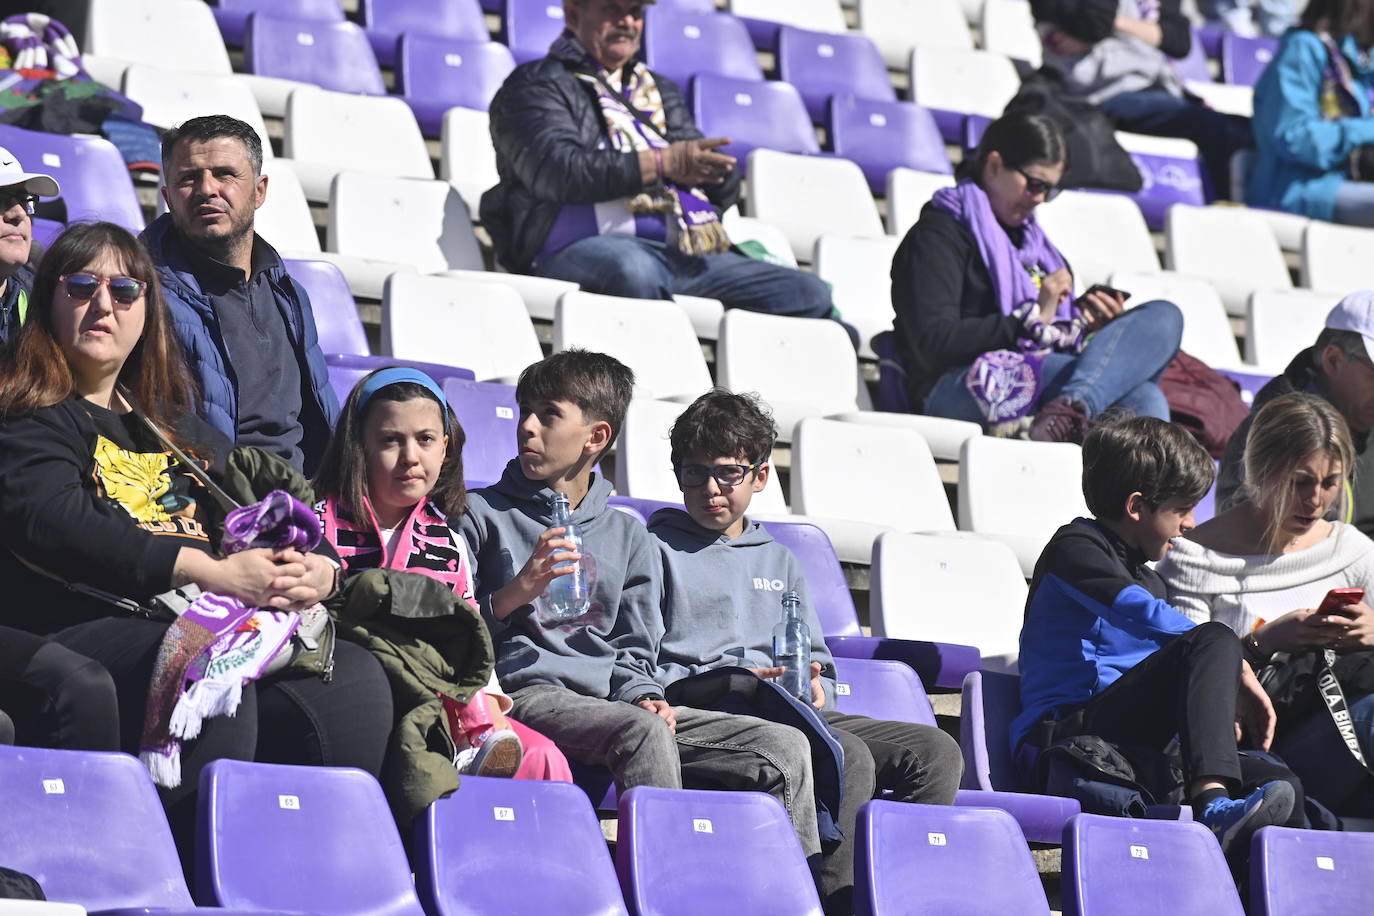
[649,508,837,709]
[458,459,665,703]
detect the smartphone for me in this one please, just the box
[1317,587,1365,619]
[1083,283,1132,303]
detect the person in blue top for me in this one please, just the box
[1249,0,1374,224]
[1015,414,1305,855]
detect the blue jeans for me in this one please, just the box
[1099,89,1253,201]
[533,235,834,319]
[1273,691,1374,816]
[925,299,1182,424]
[1333,181,1374,228]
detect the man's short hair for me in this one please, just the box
[1082,415,1215,520]
[669,389,776,468]
[515,348,635,449]
[160,115,263,176]
[1315,327,1368,364]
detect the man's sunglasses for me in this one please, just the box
[0,191,37,215]
[59,273,147,305]
[1015,167,1061,201]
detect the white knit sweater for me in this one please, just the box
[1157,523,1374,635]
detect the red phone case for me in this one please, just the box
[1317,588,1365,616]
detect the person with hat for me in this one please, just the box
[0,145,60,343]
[1217,291,1374,534]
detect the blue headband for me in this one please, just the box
[356,368,450,430]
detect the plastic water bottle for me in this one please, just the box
[545,493,590,620]
[772,590,811,701]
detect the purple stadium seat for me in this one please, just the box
[32,216,63,249]
[828,96,952,194]
[616,786,824,915]
[1175,29,1213,83]
[855,801,1051,916]
[441,377,518,488]
[1218,367,1271,405]
[691,73,819,175]
[1062,814,1244,915]
[359,0,488,67]
[1221,33,1279,87]
[963,113,992,156]
[831,657,938,724]
[1197,24,1225,59]
[283,258,370,357]
[197,759,426,915]
[245,14,385,96]
[415,776,629,916]
[1250,826,1374,915]
[397,37,516,137]
[1127,148,1208,230]
[504,0,568,65]
[777,26,894,124]
[211,0,342,47]
[0,124,143,232]
[643,7,763,88]
[327,354,475,409]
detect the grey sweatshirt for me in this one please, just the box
[649,508,837,709]
[458,459,665,703]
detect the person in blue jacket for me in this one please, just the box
[1249,0,1374,225]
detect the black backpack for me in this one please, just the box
[1003,71,1143,193]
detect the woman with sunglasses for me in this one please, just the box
[891,112,1183,443]
[0,222,392,851]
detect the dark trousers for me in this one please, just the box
[0,625,119,751]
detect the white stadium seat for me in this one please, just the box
[1245,289,1339,374]
[812,234,902,359]
[553,292,712,400]
[1035,190,1159,289]
[1301,220,1374,294]
[284,88,433,202]
[254,160,321,254]
[328,173,481,285]
[122,67,272,160]
[1108,270,1245,371]
[86,0,232,75]
[909,46,1020,122]
[885,168,956,237]
[727,0,847,33]
[858,0,972,70]
[746,150,884,263]
[980,0,1043,67]
[440,106,500,216]
[1165,204,1292,317]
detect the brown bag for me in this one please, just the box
[1158,350,1249,458]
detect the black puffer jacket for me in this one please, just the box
[480,54,741,274]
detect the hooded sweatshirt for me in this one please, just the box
[649,508,837,709]
[458,459,665,703]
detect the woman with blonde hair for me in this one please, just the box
[1160,391,1374,814]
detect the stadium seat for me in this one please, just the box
[812,234,902,359]
[282,258,369,356]
[415,777,628,916]
[727,0,846,50]
[720,213,800,268]
[980,0,1043,66]
[871,531,1026,673]
[1118,132,1209,231]
[643,7,763,87]
[746,150,883,263]
[1107,270,1245,371]
[285,88,433,202]
[1062,814,1245,915]
[857,0,973,71]
[616,786,824,915]
[1250,826,1374,915]
[1244,289,1337,374]
[382,273,542,383]
[909,46,1021,143]
[1184,80,1255,116]
[692,74,819,173]
[327,356,476,408]
[1165,203,1292,317]
[1221,32,1279,86]
[212,0,342,47]
[777,27,894,124]
[397,37,516,137]
[442,378,519,487]
[885,168,957,237]
[855,801,1052,916]
[504,0,568,64]
[358,0,488,67]
[440,106,501,214]
[121,67,272,158]
[1034,190,1159,289]
[85,0,233,76]
[1300,219,1374,294]
[827,97,952,195]
[254,158,326,254]
[244,15,385,98]
[0,125,143,232]
[958,437,1088,576]
[197,759,426,915]
[553,292,712,400]
[831,657,940,724]
[1175,27,1215,82]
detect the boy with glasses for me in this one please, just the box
[0,146,60,343]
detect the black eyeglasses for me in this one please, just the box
[59,273,147,305]
[1015,167,1061,201]
[0,190,36,216]
[675,463,760,488]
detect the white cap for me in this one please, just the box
[0,146,59,198]
[1326,291,1374,362]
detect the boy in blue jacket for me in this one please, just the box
[1015,415,1303,854]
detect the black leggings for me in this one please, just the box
[0,625,119,751]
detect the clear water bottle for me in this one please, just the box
[772,590,811,702]
[545,493,590,620]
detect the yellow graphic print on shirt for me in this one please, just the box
[91,435,208,540]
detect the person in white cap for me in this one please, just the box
[1218,290,1374,534]
[0,145,59,343]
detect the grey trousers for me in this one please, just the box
[508,684,822,856]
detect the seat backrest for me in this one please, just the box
[256,157,322,253]
[397,36,515,109]
[1108,270,1241,370]
[644,7,763,86]
[383,273,541,382]
[328,172,482,273]
[1175,27,1213,82]
[0,125,143,231]
[858,0,971,70]
[727,0,847,32]
[831,657,937,725]
[286,88,433,179]
[717,309,859,417]
[86,0,233,74]
[980,0,1042,66]
[693,74,819,172]
[284,258,369,356]
[213,0,344,46]
[1301,219,1374,294]
[1118,132,1209,231]
[959,437,1087,540]
[1063,814,1245,916]
[1035,190,1159,289]
[440,106,500,213]
[777,26,894,122]
[760,519,861,637]
[871,531,1026,661]
[1165,203,1292,307]
[1250,825,1374,916]
[245,15,385,95]
[813,234,902,358]
[792,417,956,531]
[360,0,487,49]
[0,746,195,910]
[909,46,1020,119]
[828,97,951,193]
[1221,32,1278,86]
[326,354,476,409]
[958,669,1027,792]
[442,377,519,486]
[616,786,824,915]
[122,66,272,156]
[1244,288,1336,374]
[553,291,712,399]
[505,0,569,63]
[856,800,1050,916]
[746,149,883,262]
[198,759,424,914]
[885,167,956,237]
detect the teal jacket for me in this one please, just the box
[1249,30,1374,221]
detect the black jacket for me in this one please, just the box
[480,54,740,274]
[1031,0,1191,59]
